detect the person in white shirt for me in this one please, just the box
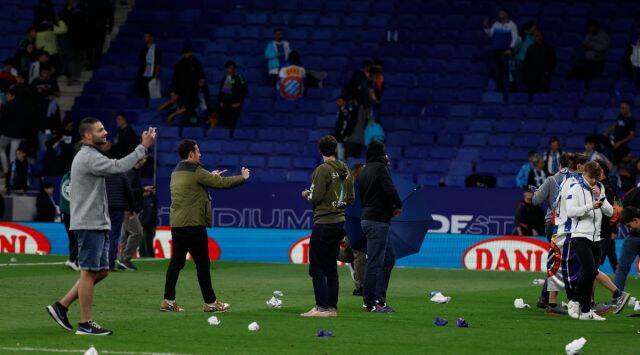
[560,162,613,321]
[483,9,518,91]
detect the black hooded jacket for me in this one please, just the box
[356,141,402,223]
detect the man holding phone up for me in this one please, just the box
[559,162,613,321]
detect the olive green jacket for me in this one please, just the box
[170,161,245,228]
[307,159,355,224]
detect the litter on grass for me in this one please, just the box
[514,298,530,309]
[207,316,220,326]
[430,292,451,304]
[84,346,98,355]
[248,322,260,331]
[635,301,640,312]
[565,337,586,355]
[629,296,637,305]
[456,318,470,328]
[429,291,443,297]
[316,330,334,337]
[266,296,282,308]
[532,279,545,285]
[434,317,448,326]
[273,290,284,297]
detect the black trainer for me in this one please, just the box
[75,321,112,336]
[46,302,73,331]
[352,287,363,296]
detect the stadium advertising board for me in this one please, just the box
[3,222,634,275]
[152,181,522,235]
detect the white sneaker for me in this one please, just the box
[578,310,606,321]
[65,260,80,272]
[567,301,580,319]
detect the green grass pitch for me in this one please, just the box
[1,254,638,354]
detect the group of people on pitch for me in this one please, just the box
[45,118,399,335]
[533,152,634,320]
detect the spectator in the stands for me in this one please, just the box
[7,146,33,192]
[527,155,547,188]
[62,0,91,86]
[0,89,30,176]
[515,187,544,236]
[265,27,291,85]
[364,117,385,147]
[607,101,636,165]
[334,96,356,161]
[171,44,204,114]
[584,135,613,171]
[568,20,609,81]
[516,150,538,188]
[111,114,139,159]
[15,43,38,78]
[136,31,161,100]
[33,0,56,28]
[10,74,30,99]
[0,59,18,92]
[42,115,77,175]
[617,155,639,193]
[30,65,60,146]
[483,8,518,92]
[17,27,37,54]
[157,91,187,125]
[542,137,562,175]
[218,61,248,138]
[277,51,306,101]
[85,0,114,70]
[523,30,556,97]
[35,181,58,222]
[35,18,68,76]
[343,60,374,159]
[515,22,537,65]
[29,51,50,84]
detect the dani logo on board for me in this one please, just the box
[462,236,549,272]
[0,222,51,255]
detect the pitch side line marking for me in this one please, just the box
[0,259,166,267]
[0,347,192,355]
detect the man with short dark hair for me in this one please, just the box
[608,101,636,164]
[46,118,156,335]
[614,206,640,291]
[111,114,139,159]
[218,60,248,138]
[265,27,291,85]
[300,135,354,317]
[543,137,562,175]
[161,139,250,313]
[358,140,402,313]
[136,31,160,99]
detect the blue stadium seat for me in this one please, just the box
[417,174,442,187]
[449,162,472,175]
[444,175,466,187]
[422,160,450,174]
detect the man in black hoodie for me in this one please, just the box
[357,140,402,313]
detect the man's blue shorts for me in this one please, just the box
[75,230,109,271]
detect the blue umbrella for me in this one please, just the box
[389,186,433,258]
[345,177,432,258]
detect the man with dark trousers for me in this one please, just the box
[357,140,402,313]
[300,135,354,317]
[161,139,250,313]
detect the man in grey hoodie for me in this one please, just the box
[46,117,156,336]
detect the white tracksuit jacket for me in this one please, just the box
[555,175,613,242]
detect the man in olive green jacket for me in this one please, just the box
[161,139,250,313]
[300,135,354,317]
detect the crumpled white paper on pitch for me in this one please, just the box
[514,298,530,309]
[565,337,586,355]
[430,292,451,304]
[266,296,282,308]
[248,322,260,331]
[207,316,220,326]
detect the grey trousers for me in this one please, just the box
[352,249,366,289]
[119,213,144,262]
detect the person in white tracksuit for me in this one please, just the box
[559,162,613,320]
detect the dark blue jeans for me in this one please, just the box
[362,220,396,307]
[614,237,640,291]
[108,210,125,269]
[308,222,344,309]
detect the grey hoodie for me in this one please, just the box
[532,169,571,223]
[70,144,146,231]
